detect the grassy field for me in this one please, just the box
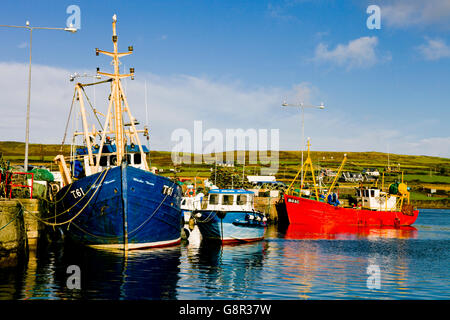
[2,140,450,208]
[410,191,449,201]
[404,174,450,184]
[2,141,449,176]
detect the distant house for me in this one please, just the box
[363,168,380,177]
[341,172,364,182]
[247,175,276,183]
[217,161,235,167]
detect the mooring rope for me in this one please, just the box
[0,205,22,232]
[37,168,109,220]
[194,210,217,224]
[17,168,109,227]
[127,181,178,235]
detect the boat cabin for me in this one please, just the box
[205,189,255,212]
[356,187,397,211]
[73,143,149,178]
[181,192,204,211]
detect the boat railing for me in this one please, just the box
[2,172,34,199]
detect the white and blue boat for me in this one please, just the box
[193,189,266,244]
[52,15,182,250]
[181,191,204,223]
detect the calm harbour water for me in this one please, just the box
[0,209,449,300]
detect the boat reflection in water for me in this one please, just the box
[17,242,181,300]
[183,227,268,299]
[273,224,418,299]
[280,224,418,240]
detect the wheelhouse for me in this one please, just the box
[205,189,255,212]
[72,143,149,178]
[356,187,397,211]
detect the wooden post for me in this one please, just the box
[118,81,149,171]
[54,154,72,186]
[94,85,115,173]
[77,85,94,168]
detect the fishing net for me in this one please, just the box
[28,168,54,182]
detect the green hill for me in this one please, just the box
[1,141,449,208]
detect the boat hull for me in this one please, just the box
[54,165,182,250]
[195,210,266,244]
[283,194,419,227]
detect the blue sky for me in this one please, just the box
[0,0,449,157]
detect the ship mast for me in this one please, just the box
[54,14,150,185]
[94,14,149,172]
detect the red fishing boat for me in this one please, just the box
[276,139,419,227]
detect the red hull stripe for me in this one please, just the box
[221,237,264,244]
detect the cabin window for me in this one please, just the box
[134,153,142,164]
[181,199,186,205]
[223,195,234,205]
[209,194,219,205]
[126,154,132,164]
[370,190,375,197]
[237,195,247,205]
[100,156,108,166]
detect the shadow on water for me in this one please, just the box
[1,237,182,300]
[181,234,269,299]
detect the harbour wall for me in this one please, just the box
[0,199,43,267]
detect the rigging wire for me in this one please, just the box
[59,88,77,152]
[80,85,104,131]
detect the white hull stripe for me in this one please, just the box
[88,237,181,250]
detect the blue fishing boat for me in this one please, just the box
[52,15,182,250]
[193,189,266,244]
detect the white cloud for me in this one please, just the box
[417,38,450,61]
[403,137,450,158]
[380,0,450,28]
[313,36,384,69]
[0,61,448,157]
[267,3,297,21]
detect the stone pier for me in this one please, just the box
[0,199,43,267]
[0,200,27,267]
[254,196,280,222]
